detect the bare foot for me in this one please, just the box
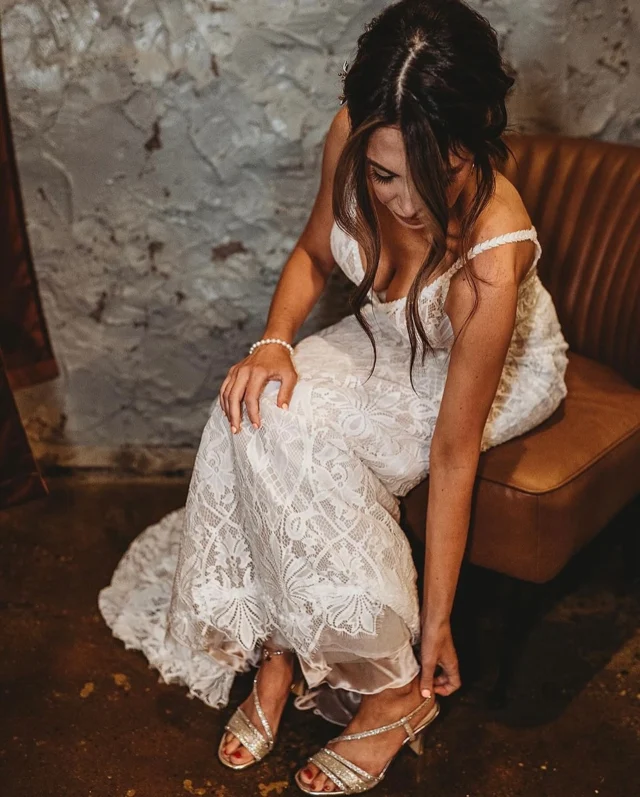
[220,649,295,767]
[297,677,437,793]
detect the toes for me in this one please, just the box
[235,746,255,765]
[223,733,240,756]
[299,762,337,793]
[299,764,316,784]
[311,772,327,792]
[221,733,254,765]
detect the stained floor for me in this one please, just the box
[0,476,638,797]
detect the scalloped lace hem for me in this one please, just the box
[98,506,420,711]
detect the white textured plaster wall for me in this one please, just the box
[2,0,638,462]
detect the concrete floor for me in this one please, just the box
[0,475,638,797]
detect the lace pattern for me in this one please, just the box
[99,218,570,711]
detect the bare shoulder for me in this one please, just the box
[296,105,352,273]
[324,104,351,158]
[473,171,533,240]
[332,104,351,136]
[465,171,537,284]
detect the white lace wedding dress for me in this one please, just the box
[98,219,569,714]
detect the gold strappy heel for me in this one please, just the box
[294,694,440,795]
[218,646,292,770]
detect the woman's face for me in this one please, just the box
[365,125,474,230]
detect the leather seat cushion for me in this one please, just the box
[400,352,640,583]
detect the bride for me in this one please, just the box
[99,1,569,794]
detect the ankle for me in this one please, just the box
[256,651,296,689]
[389,679,418,699]
[262,655,295,675]
[359,679,419,713]
[262,645,294,663]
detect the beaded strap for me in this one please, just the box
[430,227,542,287]
[332,695,433,742]
[249,337,294,357]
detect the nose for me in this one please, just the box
[393,185,419,218]
[396,202,415,218]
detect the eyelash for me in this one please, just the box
[370,170,394,185]
[370,166,463,186]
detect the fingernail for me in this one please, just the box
[252,422,259,429]
[421,689,431,699]
[282,402,288,410]
[230,425,236,434]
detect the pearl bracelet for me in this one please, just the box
[248,337,294,357]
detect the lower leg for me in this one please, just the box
[221,640,296,765]
[298,675,436,793]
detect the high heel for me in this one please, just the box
[294,693,440,794]
[407,731,425,756]
[218,646,292,770]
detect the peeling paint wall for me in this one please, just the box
[2,0,638,459]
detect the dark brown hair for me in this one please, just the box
[332,0,516,390]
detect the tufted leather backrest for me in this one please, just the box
[500,133,640,388]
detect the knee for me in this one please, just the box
[210,378,306,443]
[260,379,295,412]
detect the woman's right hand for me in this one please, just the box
[218,343,298,433]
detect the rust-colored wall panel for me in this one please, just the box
[0,37,57,509]
[0,37,58,391]
[0,349,48,509]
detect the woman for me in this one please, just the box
[99,1,569,794]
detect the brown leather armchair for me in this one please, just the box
[400,133,640,702]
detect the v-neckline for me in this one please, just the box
[345,224,539,308]
[349,234,473,307]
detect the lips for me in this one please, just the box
[392,209,420,223]
[392,209,424,227]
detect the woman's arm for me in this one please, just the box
[419,227,535,698]
[423,238,521,622]
[221,107,351,432]
[261,105,351,344]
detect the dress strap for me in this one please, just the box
[445,227,541,282]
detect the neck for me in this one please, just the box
[451,169,479,221]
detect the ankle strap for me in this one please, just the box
[261,646,290,662]
[332,696,434,743]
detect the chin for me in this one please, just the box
[393,213,426,230]
[389,208,426,229]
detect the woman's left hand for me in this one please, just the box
[419,619,462,699]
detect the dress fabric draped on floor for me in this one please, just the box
[98,220,569,716]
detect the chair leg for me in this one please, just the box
[487,575,543,709]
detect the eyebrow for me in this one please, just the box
[366,157,399,177]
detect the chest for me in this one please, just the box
[353,213,465,303]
